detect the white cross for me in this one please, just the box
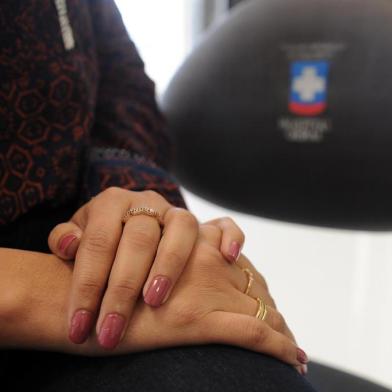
[293,67,326,102]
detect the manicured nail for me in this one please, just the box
[228,241,241,262]
[144,276,171,307]
[300,364,308,376]
[98,313,126,350]
[69,310,93,344]
[59,234,78,258]
[297,348,309,364]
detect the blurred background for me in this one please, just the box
[115,0,392,389]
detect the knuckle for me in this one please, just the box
[142,189,161,202]
[170,207,198,226]
[258,274,269,289]
[238,229,245,242]
[269,297,277,309]
[200,224,221,239]
[77,278,104,299]
[171,302,203,327]
[175,209,198,229]
[108,279,139,302]
[221,216,235,225]
[84,228,114,253]
[164,249,185,270]
[278,341,293,361]
[143,189,158,197]
[270,310,286,332]
[258,277,271,297]
[247,321,268,347]
[193,242,220,264]
[104,186,123,198]
[225,217,245,239]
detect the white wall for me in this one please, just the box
[115,0,196,94]
[183,190,392,389]
[116,1,392,388]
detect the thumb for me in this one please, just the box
[48,221,83,260]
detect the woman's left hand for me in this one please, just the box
[47,187,244,349]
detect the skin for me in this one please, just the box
[0,230,307,373]
[46,187,246,349]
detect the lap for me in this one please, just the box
[4,345,316,392]
[1,202,316,391]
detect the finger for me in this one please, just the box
[50,195,97,260]
[202,311,308,367]
[209,305,305,376]
[204,217,245,263]
[96,214,162,349]
[221,287,298,353]
[48,222,83,260]
[235,254,276,307]
[198,224,223,248]
[236,254,269,290]
[68,191,128,344]
[225,289,286,334]
[240,275,297,344]
[232,266,276,309]
[230,268,297,344]
[142,208,199,306]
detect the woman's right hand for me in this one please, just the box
[77,224,308,373]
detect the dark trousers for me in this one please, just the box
[0,200,316,392]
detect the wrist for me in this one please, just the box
[0,249,71,351]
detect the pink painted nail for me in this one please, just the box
[98,313,126,350]
[300,364,308,376]
[228,241,241,262]
[59,234,78,258]
[297,348,309,364]
[144,276,171,307]
[69,310,93,344]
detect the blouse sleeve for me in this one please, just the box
[80,0,186,208]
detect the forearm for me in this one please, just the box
[0,247,186,356]
[0,248,154,356]
[0,248,74,352]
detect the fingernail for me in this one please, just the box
[228,241,241,262]
[59,234,78,258]
[69,310,93,344]
[98,313,126,350]
[300,364,308,376]
[144,276,171,307]
[297,348,309,364]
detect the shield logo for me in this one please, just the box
[289,61,329,116]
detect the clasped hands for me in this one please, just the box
[48,187,308,374]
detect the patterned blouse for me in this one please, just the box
[0,0,185,227]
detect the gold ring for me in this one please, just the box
[122,207,162,225]
[255,297,268,321]
[242,268,254,296]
